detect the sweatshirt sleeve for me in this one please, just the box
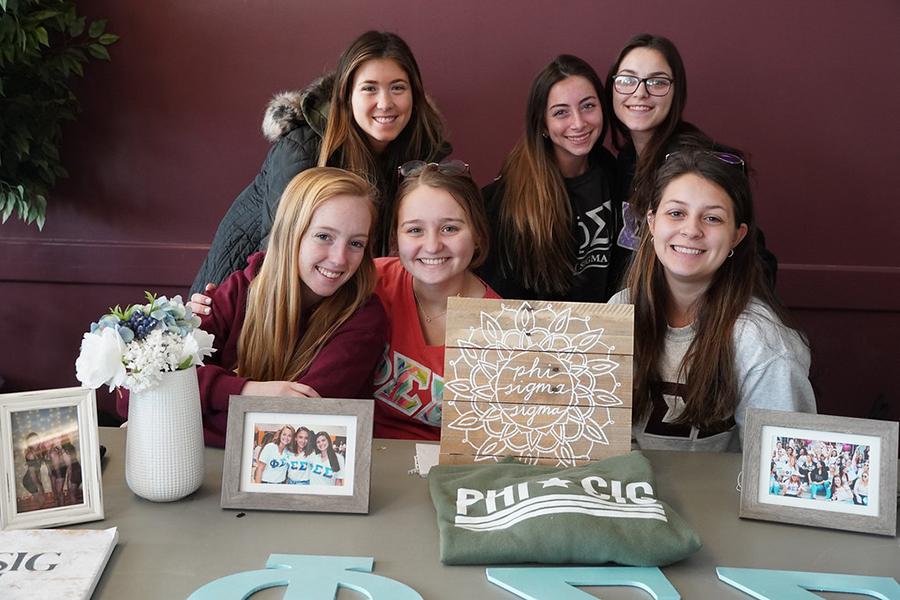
[295,295,388,399]
[733,315,817,447]
[196,269,250,415]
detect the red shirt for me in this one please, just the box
[372,257,500,440]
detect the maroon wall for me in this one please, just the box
[1,0,897,424]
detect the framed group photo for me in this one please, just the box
[0,387,105,530]
[221,396,373,514]
[740,409,898,536]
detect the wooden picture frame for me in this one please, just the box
[0,387,104,530]
[440,297,634,466]
[740,408,898,536]
[221,396,373,514]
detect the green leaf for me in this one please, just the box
[30,10,61,21]
[34,27,49,47]
[88,18,107,38]
[87,43,109,60]
[1,193,15,223]
[98,33,119,46]
[68,16,85,38]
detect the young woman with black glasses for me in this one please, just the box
[606,34,777,284]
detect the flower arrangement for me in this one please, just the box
[75,292,215,393]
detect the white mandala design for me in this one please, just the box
[445,301,623,466]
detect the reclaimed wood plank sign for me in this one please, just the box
[440,298,633,466]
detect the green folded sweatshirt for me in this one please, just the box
[428,452,700,565]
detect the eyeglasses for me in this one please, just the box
[613,75,673,97]
[398,159,470,178]
[665,150,746,173]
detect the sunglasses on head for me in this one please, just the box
[399,159,470,178]
[665,150,746,173]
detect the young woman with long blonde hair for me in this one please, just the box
[194,167,387,447]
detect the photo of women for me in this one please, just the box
[254,425,294,484]
[308,431,345,487]
[248,423,346,488]
[768,435,872,506]
[11,407,84,513]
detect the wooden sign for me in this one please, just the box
[440,298,633,467]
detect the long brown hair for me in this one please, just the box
[627,149,795,426]
[606,34,695,217]
[496,55,609,296]
[237,167,377,382]
[317,31,446,187]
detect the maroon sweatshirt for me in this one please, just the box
[120,252,387,447]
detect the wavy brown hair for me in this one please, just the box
[627,149,795,427]
[317,31,446,189]
[237,167,376,382]
[496,55,608,296]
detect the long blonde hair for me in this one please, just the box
[237,167,377,381]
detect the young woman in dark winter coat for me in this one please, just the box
[477,55,624,303]
[191,30,448,295]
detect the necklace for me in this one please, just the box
[413,280,466,324]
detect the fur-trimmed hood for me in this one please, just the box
[261,72,335,142]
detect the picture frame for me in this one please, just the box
[221,396,373,514]
[740,408,898,536]
[0,387,105,530]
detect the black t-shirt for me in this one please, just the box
[478,148,623,302]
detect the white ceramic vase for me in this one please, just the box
[125,367,204,502]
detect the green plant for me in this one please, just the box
[0,0,118,229]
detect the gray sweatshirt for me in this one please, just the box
[609,290,816,452]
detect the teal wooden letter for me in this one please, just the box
[717,567,900,600]
[187,554,423,600]
[487,567,680,600]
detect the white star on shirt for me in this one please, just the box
[537,477,571,489]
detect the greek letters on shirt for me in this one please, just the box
[574,200,613,275]
[373,349,443,427]
[311,462,335,480]
[287,457,311,483]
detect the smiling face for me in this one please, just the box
[350,58,413,153]
[279,427,294,447]
[613,47,674,151]
[544,75,603,176]
[316,434,330,453]
[298,194,371,306]
[648,173,748,291]
[294,428,309,450]
[396,184,476,288]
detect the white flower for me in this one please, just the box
[75,328,127,391]
[181,328,216,367]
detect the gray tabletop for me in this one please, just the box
[87,428,898,599]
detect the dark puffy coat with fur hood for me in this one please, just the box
[190,75,334,294]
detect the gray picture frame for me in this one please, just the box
[221,396,373,514]
[740,408,898,536]
[0,387,105,530]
